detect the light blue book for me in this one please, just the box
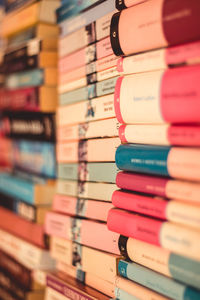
[118,260,200,300]
[115,287,140,300]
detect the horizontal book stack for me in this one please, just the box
[44,1,122,299]
[0,0,60,299]
[107,0,200,299]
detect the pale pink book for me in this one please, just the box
[53,194,113,222]
[96,54,118,72]
[56,137,120,163]
[86,273,115,298]
[45,212,120,255]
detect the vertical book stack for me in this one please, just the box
[0,0,60,299]
[44,0,122,299]
[107,0,200,299]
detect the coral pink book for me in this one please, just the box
[107,208,200,260]
[119,124,200,146]
[45,212,120,255]
[111,0,200,56]
[53,194,113,222]
[116,171,200,205]
[115,65,200,124]
[112,190,200,229]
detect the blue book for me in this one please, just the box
[60,0,115,37]
[57,0,106,23]
[13,140,56,178]
[116,144,171,177]
[115,288,139,300]
[118,260,200,300]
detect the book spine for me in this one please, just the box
[97,54,118,72]
[118,260,200,300]
[13,140,56,178]
[0,269,27,299]
[45,212,120,254]
[0,250,32,290]
[0,87,40,111]
[57,0,105,23]
[5,0,35,13]
[59,85,96,106]
[119,236,200,291]
[116,144,200,182]
[112,190,200,229]
[0,207,47,249]
[45,287,71,300]
[59,37,112,74]
[97,66,118,81]
[96,76,118,97]
[115,66,200,124]
[111,0,200,56]
[5,69,45,90]
[57,137,119,163]
[1,111,55,142]
[120,124,200,146]
[115,287,141,300]
[5,56,39,74]
[0,173,34,204]
[115,276,169,300]
[58,94,115,126]
[60,0,115,37]
[116,171,200,205]
[108,209,200,260]
[53,195,113,222]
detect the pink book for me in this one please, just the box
[116,171,200,205]
[112,190,200,229]
[59,37,113,74]
[45,212,120,255]
[117,40,200,75]
[107,208,200,260]
[115,65,200,124]
[119,124,200,146]
[53,194,113,222]
[56,137,120,163]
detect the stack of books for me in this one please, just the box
[107,0,200,299]
[0,0,60,299]
[44,0,122,299]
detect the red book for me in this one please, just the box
[0,207,47,248]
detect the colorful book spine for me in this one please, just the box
[115,276,169,300]
[112,190,200,229]
[116,144,200,182]
[0,250,32,291]
[57,94,115,126]
[60,0,115,37]
[59,11,114,57]
[57,0,106,23]
[110,0,200,56]
[57,118,119,142]
[57,137,120,163]
[1,111,55,142]
[0,207,47,249]
[59,37,113,74]
[115,0,148,10]
[118,260,200,300]
[57,180,117,201]
[13,140,56,178]
[117,40,200,75]
[45,212,120,254]
[2,1,59,37]
[53,195,113,222]
[119,124,200,146]
[0,229,55,270]
[119,236,200,290]
[5,68,57,89]
[107,208,200,260]
[115,66,200,124]
[114,288,145,300]
[46,272,110,300]
[116,171,200,205]
[58,162,118,183]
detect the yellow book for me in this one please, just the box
[2,0,60,37]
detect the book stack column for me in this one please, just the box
[44,1,122,299]
[107,0,200,299]
[0,1,60,299]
